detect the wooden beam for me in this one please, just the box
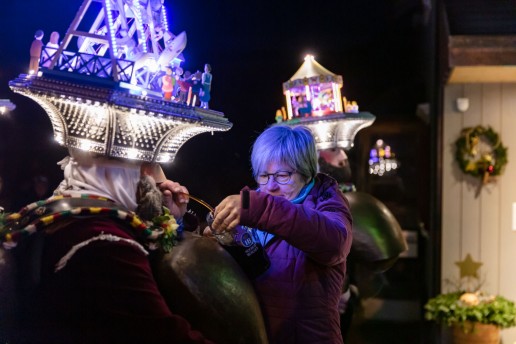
[449,35,516,66]
[447,35,516,83]
[448,66,516,83]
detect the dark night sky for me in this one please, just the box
[0,0,431,212]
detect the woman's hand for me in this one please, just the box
[158,180,189,219]
[202,226,217,239]
[211,194,241,232]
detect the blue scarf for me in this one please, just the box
[253,178,315,247]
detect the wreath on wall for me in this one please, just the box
[455,125,508,184]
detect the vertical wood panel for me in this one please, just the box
[499,83,516,343]
[479,83,502,293]
[442,83,516,344]
[442,85,465,289]
[499,84,516,298]
[460,84,482,268]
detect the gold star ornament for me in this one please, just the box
[455,253,483,279]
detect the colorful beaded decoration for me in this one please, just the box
[0,194,180,252]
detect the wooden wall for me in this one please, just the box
[442,83,516,342]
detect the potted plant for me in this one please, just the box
[425,253,516,343]
[425,290,516,343]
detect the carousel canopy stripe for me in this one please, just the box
[283,56,343,91]
[283,74,343,92]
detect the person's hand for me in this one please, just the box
[158,180,189,219]
[338,288,351,314]
[202,226,218,241]
[211,194,241,232]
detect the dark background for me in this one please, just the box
[0,0,432,212]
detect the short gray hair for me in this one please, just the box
[251,125,317,183]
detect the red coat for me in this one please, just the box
[162,74,175,93]
[240,173,353,344]
[13,218,214,344]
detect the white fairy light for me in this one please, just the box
[161,5,169,33]
[132,0,147,53]
[127,148,139,159]
[104,0,118,55]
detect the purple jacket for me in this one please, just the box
[240,173,353,344]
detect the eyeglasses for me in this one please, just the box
[256,171,295,185]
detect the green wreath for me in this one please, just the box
[455,125,508,183]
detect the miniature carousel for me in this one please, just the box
[1,1,267,343]
[276,54,375,151]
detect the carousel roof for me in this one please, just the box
[289,55,336,80]
[283,55,343,91]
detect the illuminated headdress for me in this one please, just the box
[276,55,374,151]
[9,0,232,163]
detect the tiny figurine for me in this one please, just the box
[161,66,175,101]
[177,70,192,103]
[29,30,44,74]
[298,96,313,117]
[281,106,287,121]
[200,63,212,109]
[172,67,181,99]
[351,101,359,113]
[275,109,283,123]
[189,70,203,107]
[343,97,359,113]
[292,96,301,117]
[43,31,60,67]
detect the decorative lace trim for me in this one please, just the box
[55,232,148,272]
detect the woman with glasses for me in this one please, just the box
[206,125,353,344]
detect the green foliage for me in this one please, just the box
[455,125,508,179]
[153,206,179,253]
[425,291,516,329]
